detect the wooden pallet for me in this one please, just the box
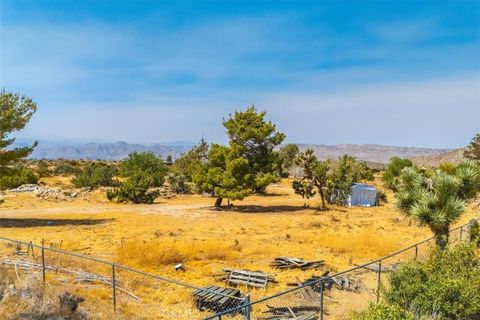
[260,306,319,320]
[215,268,276,289]
[193,285,245,313]
[270,257,324,270]
[288,271,363,293]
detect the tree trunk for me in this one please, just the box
[318,188,328,211]
[214,197,223,208]
[435,226,450,250]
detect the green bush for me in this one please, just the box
[119,152,167,187]
[36,161,51,177]
[353,303,413,320]
[168,173,191,194]
[382,157,413,191]
[54,163,81,176]
[0,166,38,190]
[72,163,117,188]
[106,175,159,204]
[354,242,480,320]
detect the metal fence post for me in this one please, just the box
[112,264,117,312]
[415,244,418,259]
[41,243,46,284]
[319,279,324,320]
[376,260,382,304]
[460,226,463,240]
[243,294,250,320]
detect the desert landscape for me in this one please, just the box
[1,1,479,320]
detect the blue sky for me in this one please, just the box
[1,1,479,148]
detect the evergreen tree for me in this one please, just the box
[0,91,37,178]
[119,152,168,187]
[193,107,284,207]
[193,144,251,207]
[464,133,480,161]
[223,106,285,193]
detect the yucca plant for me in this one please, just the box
[395,160,480,249]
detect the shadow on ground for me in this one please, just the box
[0,218,114,228]
[223,205,309,213]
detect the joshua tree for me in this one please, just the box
[395,160,480,248]
[293,149,330,210]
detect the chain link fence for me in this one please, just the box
[0,218,477,319]
[0,236,245,319]
[204,218,480,320]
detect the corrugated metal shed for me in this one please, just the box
[348,183,378,207]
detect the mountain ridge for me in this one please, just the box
[16,140,453,163]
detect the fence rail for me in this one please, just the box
[0,217,478,320]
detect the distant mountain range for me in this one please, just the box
[411,148,466,167]
[14,139,453,163]
[298,144,452,164]
[15,140,195,161]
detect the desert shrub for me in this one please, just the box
[36,161,51,177]
[54,163,81,176]
[106,175,159,204]
[72,163,117,188]
[355,243,480,320]
[168,173,191,194]
[439,162,457,175]
[119,152,168,187]
[353,303,414,320]
[377,189,388,204]
[382,157,413,191]
[0,166,38,190]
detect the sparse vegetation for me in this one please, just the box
[72,163,117,188]
[36,160,52,177]
[54,162,82,176]
[0,165,38,190]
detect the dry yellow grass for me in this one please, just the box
[0,177,478,319]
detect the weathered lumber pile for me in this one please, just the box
[214,268,276,288]
[193,285,246,313]
[270,257,324,270]
[288,271,363,293]
[260,306,319,320]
